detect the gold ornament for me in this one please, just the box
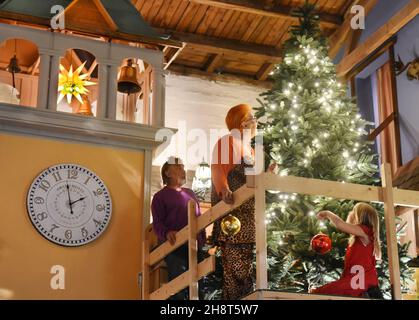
[221,214,241,236]
[58,62,96,104]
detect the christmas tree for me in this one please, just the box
[253,2,412,299]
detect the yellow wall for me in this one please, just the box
[0,133,144,299]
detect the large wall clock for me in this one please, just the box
[27,164,112,247]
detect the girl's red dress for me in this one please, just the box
[312,225,379,297]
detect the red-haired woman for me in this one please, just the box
[211,104,260,300]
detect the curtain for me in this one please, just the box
[376,62,399,176]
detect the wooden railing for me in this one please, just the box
[142,185,255,300]
[142,163,419,300]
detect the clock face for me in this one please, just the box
[27,164,112,247]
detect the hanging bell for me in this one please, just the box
[77,95,93,116]
[7,55,21,89]
[117,59,141,94]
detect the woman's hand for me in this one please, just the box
[316,210,331,220]
[166,230,177,245]
[220,186,234,204]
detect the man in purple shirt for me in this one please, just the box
[151,157,206,300]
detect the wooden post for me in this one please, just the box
[388,45,403,169]
[381,163,402,300]
[142,237,150,300]
[255,149,267,290]
[188,200,199,300]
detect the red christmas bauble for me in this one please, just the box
[311,234,332,255]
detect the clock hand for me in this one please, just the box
[70,197,86,206]
[66,182,74,215]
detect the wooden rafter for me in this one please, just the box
[336,0,419,78]
[163,44,185,70]
[168,63,273,89]
[189,0,343,27]
[344,28,362,56]
[158,28,282,62]
[203,53,222,73]
[256,63,276,81]
[329,0,378,59]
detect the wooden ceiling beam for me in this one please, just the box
[203,53,223,73]
[256,62,277,81]
[188,0,343,27]
[328,0,378,59]
[158,28,282,62]
[336,0,419,78]
[168,63,273,89]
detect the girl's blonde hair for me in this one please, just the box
[348,202,382,260]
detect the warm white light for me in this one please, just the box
[343,151,349,158]
[309,211,315,216]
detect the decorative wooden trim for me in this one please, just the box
[0,103,174,151]
[188,0,343,27]
[149,256,215,300]
[336,0,419,77]
[367,112,395,141]
[381,163,402,300]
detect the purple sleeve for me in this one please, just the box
[185,189,202,217]
[151,194,168,241]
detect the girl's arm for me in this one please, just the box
[317,210,369,241]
